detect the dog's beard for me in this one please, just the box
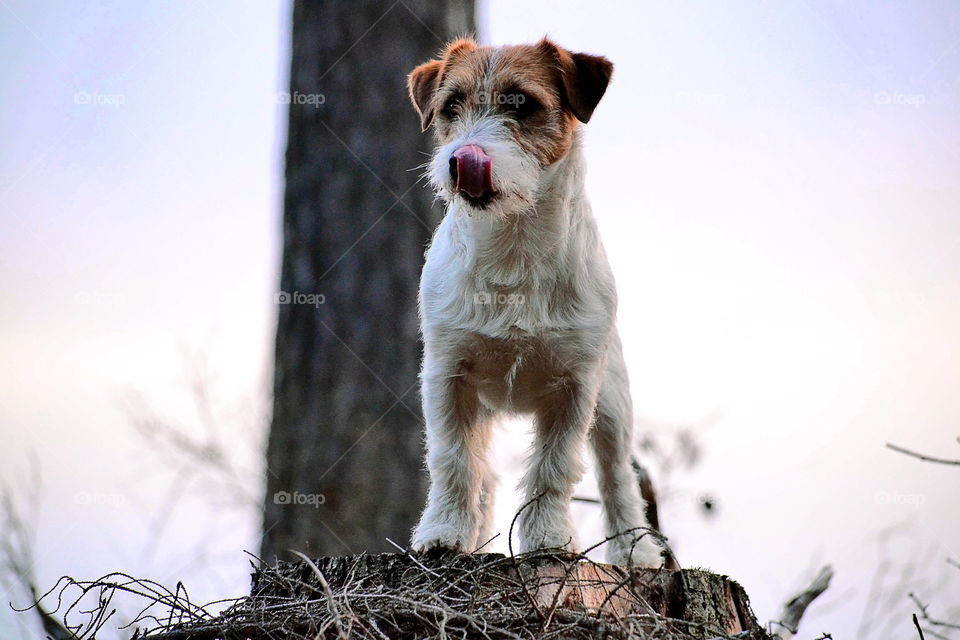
[428,117,541,220]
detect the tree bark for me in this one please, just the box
[262,0,475,563]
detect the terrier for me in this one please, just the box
[407,37,665,567]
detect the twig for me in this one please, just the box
[910,592,960,633]
[770,565,833,639]
[289,550,348,639]
[1,472,74,640]
[507,493,547,623]
[886,442,960,466]
[472,532,501,552]
[384,537,441,578]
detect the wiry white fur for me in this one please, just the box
[411,111,663,568]
[427,113,542,225]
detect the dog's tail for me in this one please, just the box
[631,457,680,569]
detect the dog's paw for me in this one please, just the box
[607,534,667,569]
[518,516,579,554]
[410,536,468,555]
[411,518,476,554]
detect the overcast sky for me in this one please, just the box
[1,1,958,638]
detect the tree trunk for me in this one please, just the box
[262,0,475,563]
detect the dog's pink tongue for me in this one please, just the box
[453,145,494,198]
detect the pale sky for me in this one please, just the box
[1,1,958,638]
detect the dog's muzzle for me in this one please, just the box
[449,145,494,200]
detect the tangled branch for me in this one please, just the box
[25,546,771,640]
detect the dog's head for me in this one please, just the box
[408,38,613,216]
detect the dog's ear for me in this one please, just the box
[539,39,614,124]
[408,38,479,131]
[408,60,443,131]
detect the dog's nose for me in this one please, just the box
[450,145,494,199]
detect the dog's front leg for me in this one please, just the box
[518,366,601,554]
[411,351,491,553]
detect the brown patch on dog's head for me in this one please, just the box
[408,37,614,168]
[408,38,479,131]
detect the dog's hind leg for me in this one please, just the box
[475,465,499,551]
[590,332,665,568]
[517,365,600,555]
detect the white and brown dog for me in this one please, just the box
[407,37,664,568]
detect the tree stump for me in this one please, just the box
[144,552,769,639]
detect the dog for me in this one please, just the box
[406,37,665,568]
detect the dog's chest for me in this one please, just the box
[423,212,579,337]
[431,265,571,338]
[457,331,574,413]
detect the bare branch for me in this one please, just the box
[770,565,834,639]
[0,474,73,640]
[910,592,960,636]
[886,442,960,466]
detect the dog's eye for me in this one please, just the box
[440,94,464,119]
[503,93,542,119]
